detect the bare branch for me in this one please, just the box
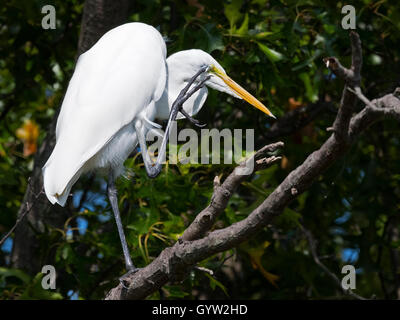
[181,142,284,242]
[323,31,362,142]
[349,88,400,140]
[104,32,400,300]
[0,182,44,247]
[323,57,353,83]
[322,31,362,85]
[347,86,375,109]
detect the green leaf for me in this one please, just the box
[62,244,70,260]
[196,23,224,53]
[298,72,318,102]
[164,285,189,298]
[0,267,31,284]
[245,51,260,63]
[19,273,63,300]
[253,31,274,39]
[224,0,243,32]
[257,42,284,63]
[236,13,249,35]
[205,273,229,297]
[291,49,322,71]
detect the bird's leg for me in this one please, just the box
[135,119,161,177]
[135,67,210,179]
[107,170,138,285]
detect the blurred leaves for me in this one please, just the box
[0,267,63,300]
[224,0,243,33]
[15,119,40,156]
[244,241,280,288]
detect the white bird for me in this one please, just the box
[42,22,275,278]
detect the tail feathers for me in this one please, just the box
[43,157,84,207]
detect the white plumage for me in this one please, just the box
[43,23,166,205]
[43,22,275,207]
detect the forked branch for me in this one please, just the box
[105,32,400,300]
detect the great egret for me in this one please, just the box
[43,22,275,279]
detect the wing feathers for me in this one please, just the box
[43,23,167,206]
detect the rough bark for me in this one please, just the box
[11,0,131,275]
[77,0,131,56]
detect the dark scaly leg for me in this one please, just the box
[107,170,138,286]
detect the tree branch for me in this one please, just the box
[324,31,362,142]
[348,89,400,140]
[104,32,400,300]
[181,141,284,242]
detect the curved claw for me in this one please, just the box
[179,108,207,128]
[193,120,207,128]
[187,115,207,128]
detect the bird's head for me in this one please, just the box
[165,49,275,119]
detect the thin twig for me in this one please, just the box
[299,223,368,300]
[0,181,44,247]
[347,86,375,109]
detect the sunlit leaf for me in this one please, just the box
[256,42,284,62]
[224,0,243,32]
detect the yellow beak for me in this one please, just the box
[211,66,276,119]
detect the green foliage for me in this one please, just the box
[1,0,400,300]
[0,267,62,299]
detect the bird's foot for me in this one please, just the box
[178,106,207,128]
[119,267,140,289]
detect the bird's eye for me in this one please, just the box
[200,64,210,73]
